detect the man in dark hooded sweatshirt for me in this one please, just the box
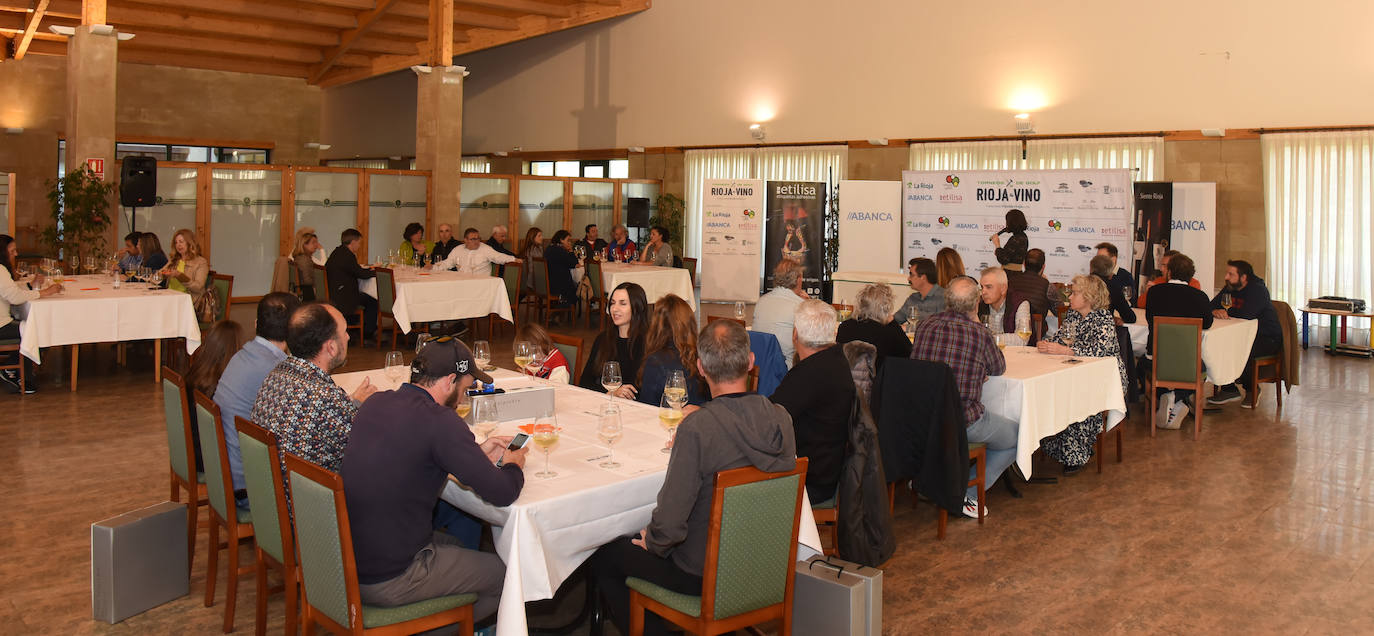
[590,319,797,636]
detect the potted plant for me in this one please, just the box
[41,165,116,269]
[651,192,686,256]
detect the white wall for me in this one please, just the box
[321,71,417,160]
[325,0,1374,155]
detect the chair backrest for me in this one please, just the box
[1153,317,1203,385]
[1031,313,1045,341]
[707,315,746,327]
[193,391,234,520]
[681,256,698,288]
[210,273,234,322]
[500,261,522,305]
[549,332,583,380]
[586,260,606,301]
[702,458,808,621]
[286,454,361,631]
[283,256,298,293]
[747,366,760,393]
[237,417,294,567]
[312,264,329,302]
[161,366,196,484]
[531,257,550,296]
[375,267,397,315]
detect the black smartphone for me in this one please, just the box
[496,433,529,467]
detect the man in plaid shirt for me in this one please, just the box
[910,276,1018,518]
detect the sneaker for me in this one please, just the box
[961,496,987,519]
[1165,400,1190,430]
[1155,391,1175,429]
[1206,386,1242,407]
[1240,386,1260,408]
[0,370,35,394]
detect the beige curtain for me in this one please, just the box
[908,139,1024,171]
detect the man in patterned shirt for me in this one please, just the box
[909,276,1018,518]
[252,302,377,481]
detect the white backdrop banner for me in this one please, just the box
[838,180,903,272]
[1170,182,1218,296]
[700,179,765,301]
[901,169,1134,282]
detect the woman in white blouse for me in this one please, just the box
[1,235,63,393]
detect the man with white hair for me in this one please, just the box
[770,299,855,504]
[753,259,809,368]
[978,266,1033,345]
[910,276,1017,518]
[485,225,514,256]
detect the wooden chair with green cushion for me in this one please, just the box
[536,257,577,325]
[548,332,583,381]
[530,257,551,323]
[287,259,300,297]
[161,366,207,576]
[375,267,401,350]
[1248,300,1292,408]
[284,454,476,636]
[311,264,329,306]
[497,261,526,334]
[0,337,24,394]
[237,417,300,636]
[1150,317,1205,440]
[202,272,234,328]
[627,458,809,636]
[585,260,607,329]
[193,392,257,633]
[681,256,698,288]
[318,264,365,343]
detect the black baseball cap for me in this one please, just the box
[411,337,493,384]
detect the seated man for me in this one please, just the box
[754,259,808,368]
[770,299,854,505]
[431,223,461,262]
[1095,242,1136,296]
[213,291,300,509]
[1090,254,1138,324]
[893,257,944,324]
[977,266,1035,345]
[486,225,515,256]
[1143,253,1213,429]
[343,338,524,623]
[590,319,796,636]
[910,276,1016,517]
[1206,259,1282,407]
[251,303,376,480]
[1137,250,1202,308]
[576,223,608,262]
[116,231,143,271]
[325,228,378,343]
[433,227,521,275]
[1006,248,1052,320]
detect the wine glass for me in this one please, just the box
[733,301,746,322]
[454,391,472,420]
[470,395,499,441]
[664,370,687,404]
[601,361,622,399]
[1121,285,1135,304]
[384,351,406,385]
[514,341,534,374]
[659,393,686,454]
[473,340,492,371]
[525,347,546,376]
[837,300,852,322]
[83,255,95,274]
[1015,324,1032,345]
[598,403,623,469]
[1220,292,1233,311]
[148,270,163,290]
[111,270,122,290]
[533,415,560,479]
[414,333,432,355]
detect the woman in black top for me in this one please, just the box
[542,229,582,305]
[992,208,1029,266]
[578,282,649,397]
[636,294,709,407]
[836,283,911,370]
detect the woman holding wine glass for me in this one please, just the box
[578,282,649,398]
[159,229,210,304]
[636,294,708,407]
[1035,274,1127,474]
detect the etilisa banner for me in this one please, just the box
[765,181,826,296]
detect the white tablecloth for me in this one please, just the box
[18,275,202,363]
[360,271,513,334]
[981,347,1127,477]
[600,263,696,307]
[1122,307,1259,385]
[831,270,910,305]
[332,367,821,636]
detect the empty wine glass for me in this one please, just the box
[384,351,406,385]
[148,270,163,290]
[598,403,623,469]
[414,333,432,355]
[470,396,499,441]
[734,301,746,322]
[601,361,622,399]
[473,340,492,371]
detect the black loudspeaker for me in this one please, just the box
[120,157,157,207]
[626,197,650,227]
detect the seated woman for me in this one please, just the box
[637,294,709,408]
[183,319,246,473]
[398,222,435,266]
[159,229,209,304]
[519,227,544,292]
[578,282,649,398]
[1036,274,1127,474]
[139,232,169,272]
[1,234,63,393]
[517,323,571,384]
[291,228,321,300]
[605,224,637,262]
[639,225,674,267]
[836,283,911,371]
[542,230,582,309]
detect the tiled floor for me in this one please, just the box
[2,305,1372,634]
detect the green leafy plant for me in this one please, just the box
[41,166,116,264]
[651,192,686,255]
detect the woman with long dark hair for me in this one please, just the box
[519,227,545,291]
[139,232,169,271]
[1,235,62,393]
[636,294,708,407]
[578,282,649,397]
[935,247,966,287]
[992,208,1030,266]
[184,319,247,471]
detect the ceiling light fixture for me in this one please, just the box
[1014,113,1035,135]
[749,123,766,141]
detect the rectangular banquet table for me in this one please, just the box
[331,368,822,636]
[1123,307,1259,385]
[359,270,513,334]
[18,274,202,390]
[599,262,696,307]
[981,347,1127,477]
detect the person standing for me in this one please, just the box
[326,228,379,343]
[1090,254,1138,324]
[1095,242,1136,299]
[893,257,944,325]
[753,259,808,368]
[1206,259,1282,407]
[991,209,1029,268]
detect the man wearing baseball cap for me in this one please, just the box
[342,337,525,626]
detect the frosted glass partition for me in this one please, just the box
[571,181,614,241]
[210,169,282,296]
[0,173,10,235]
[518,179,563,245]
[367,173,428,263]
[620,182,660,230]
[118,167,198,257]
[460,177,510,244]
[295,171,358,254]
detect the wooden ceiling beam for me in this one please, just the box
[82,0,104,24]
[107,3,343,47]
[0,33,10,59]
[391,1,518,29]
[349,32,427,54]
[119,44,310,77]
[428,0,451,65]
[130,27,371,67]
[14,0,51,60]
[0,0,76,17]
[455,0,644,56]
[120,0,359,30]
[309,0,399,83]
[23,35,64,54]
[456,0,568,18]
[299,0,375,9]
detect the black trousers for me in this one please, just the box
[589,536,702,636]
[1,321,20,365]
[344,296,379,339]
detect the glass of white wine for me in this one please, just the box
[454,391,471,419]
[526,347,546,377]
[1015,325,1032,346]
[597,404,623,469]
[601,361,622,400]
[659,393,686,454]
[514,340,534,374]
[533,416,560,479]
[473,340,492,371]
[664,370,687,404]
[384,351,406,385]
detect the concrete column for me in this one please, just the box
[414,66,465,233]
[65,27,118,181]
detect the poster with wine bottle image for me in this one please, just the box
[1131,182,1173,295]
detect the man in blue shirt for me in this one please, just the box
[213,292,300,509]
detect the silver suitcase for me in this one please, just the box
[91,501,190,623]
[792,555,882,636]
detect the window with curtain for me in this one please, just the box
[908,140,1024,171]
[684,148,759,260]
[1262,130,1374,317]
[461,156,491,173]
[1026,136,1164,181]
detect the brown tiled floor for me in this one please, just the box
[2,304,1372,634]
